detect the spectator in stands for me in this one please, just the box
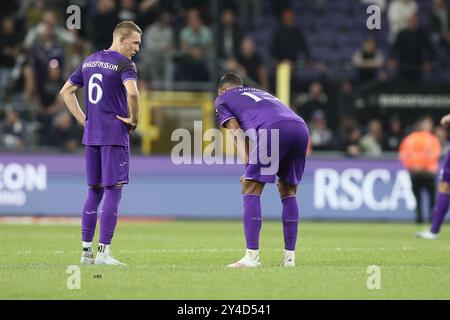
[399,116,441,223]
[337,81,357,121]
[434,124,449,155]
[140,11,174,85]
[296,82,328,124]
[217,8,242,61]
[341,126,362,157]
[429,0,450,40]
[87,0,118,52]
[309,110,334,151]
[28,14,66,108]
[0,0,20,20]
[383,116,404,151]
[238,0,262,28]
[118,0,138,22]
[66,30,90,81]
[0,16,22,101]
[389,14,434,82]
[48,111,80,152]
[429,0,450,70]
[36,59,65,145]
[176,9,212,82]
[360,119,383,156]
[23,10,75,50]
[3,48,35,110]
[1,109,25,150]
[270,0,292,20]
[20,0,45,29]
[387,0,418,43]
[137,0,161,30]
[352,36,384,85]
[271,9,310,66]
[226,36,269,91]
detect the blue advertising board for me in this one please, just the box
[0,154,445,221]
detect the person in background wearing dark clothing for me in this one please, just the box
[429,0,450,47]
[217,8,242,61]
[341,126,362,157]
[36,59,65,145]
[337,81,357,120]
[0,16,22,101]
[1,109,25,150]
[429,0,450,70]
[48,111,80,152]
[271,0,292,20]
[136,0,161,30]
[384,116,404,151]
[399,116,441,223]
[389,14,434,82]
[227,36,269,91]
[118,0,138,22]
[309,110,334,151]
[296,82,328,125]
[88,0,119,52]
[336,117,362,157]
[352,36,384,85]
[271,9,310,66]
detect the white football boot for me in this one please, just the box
[227,249,261,268]
[279,249,295,267]
[80,250,95,265]
[94,244,127,266]
[416,230,438,240]
[80,242,95,265]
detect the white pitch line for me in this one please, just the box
[2,246,449,257]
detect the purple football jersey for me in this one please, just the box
[215,87,306,131]
[68,50,137,146]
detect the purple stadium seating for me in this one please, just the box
[243,0,443,82]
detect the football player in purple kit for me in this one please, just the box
[59,21,141,265]
[215,73,309,268]
[416,113,450,240]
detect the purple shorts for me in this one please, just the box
[439,150,450,184]
[85,145,130,187]
[245,120,309,186]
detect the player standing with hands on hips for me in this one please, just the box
[59,21,141,265]
[215,73,309,268]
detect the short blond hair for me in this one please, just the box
[113,21,142,38]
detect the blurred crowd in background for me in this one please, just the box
[1,0,450,156]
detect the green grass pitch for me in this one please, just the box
[1,220,449,299]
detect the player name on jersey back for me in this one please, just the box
[215,87,306,132]
[69,50,138,146]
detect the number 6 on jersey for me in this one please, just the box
[88,73,103,104]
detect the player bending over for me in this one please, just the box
[215,73,309,268]
[417,113,450,240]
[59,21,141,265]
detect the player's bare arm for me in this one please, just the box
[225,117,263,193]
[225,118,249,165]
[117,79,140,132]
[59,81,86,126]
[440,114,450,126]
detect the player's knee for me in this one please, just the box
[278,180,296,198]
[242,180,264,195]
[438,181,450,193]
[107,184,124,190]
[89,185,105,194]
